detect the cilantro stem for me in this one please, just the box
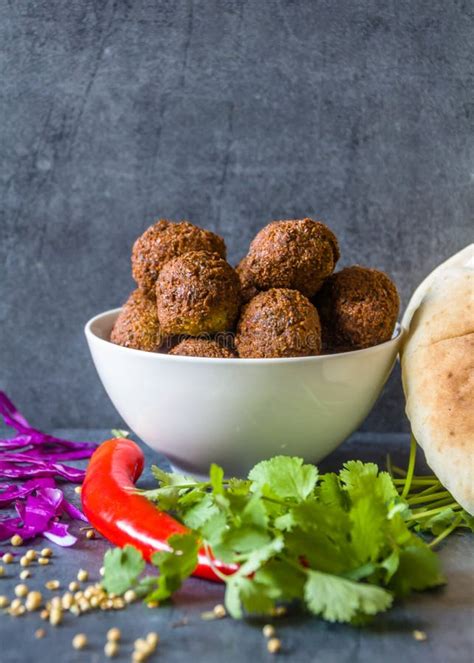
[202,542,230,583]
[281,554,309,577]
[420,497,459,509]
[428,514,463,548]
[408,503,461,520]
[392,469,438,483]
[261,495,291,507]
[407,490,451,506]
[406,483,443,498]
[401,435,417,499]
[391,466,407,477]
[392,478,437,486]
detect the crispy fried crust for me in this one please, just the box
[132,219,226,293]
[314,266,399,351]
[156,251,241,336]
[235,288,321,358]
[110,289,163,352]
[245,219,339,298]
[236,256,260,303]
[169,338,236,358]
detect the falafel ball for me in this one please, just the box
[169,338,236,358]
[314,265,400,352]
[245,218,340,298]
[236,256,260,303]
[235,288,321,358]
[110,289,163,352]
[156,251,241,336]
[132,219,226,294]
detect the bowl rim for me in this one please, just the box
[85,307,404,365]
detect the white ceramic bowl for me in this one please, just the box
[85,309,403,477]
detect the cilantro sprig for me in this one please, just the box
[102,449,471,624]
[388,436,473,545]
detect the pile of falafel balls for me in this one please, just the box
[110,218,400,359]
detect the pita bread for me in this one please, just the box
[401,245,474,514]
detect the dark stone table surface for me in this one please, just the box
[0,430,472,662]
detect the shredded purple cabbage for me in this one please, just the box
[0,391,97,546]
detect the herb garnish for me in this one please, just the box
[102,445,471,623]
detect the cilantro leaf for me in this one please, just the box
[284,501,353,574]
[255,559,306,601]
[111,428,130,438]
[221,525,271,554]
[418,507,457,536]
[102,544,145,595]
[249,456,318,501]
[380,549,399,583]
[225,576,275,618]
[151,465,195,487]
[318,472,348,509]
[142,466,198,510]
[148,533,199,602]
[210,464,224,494]
[462,511,474,532]
[349,494,387,564]
[304,570,393,623]
[234,538,284,576]
[340,461,397,504]
[181,492,219,529]
[388,537,445,596]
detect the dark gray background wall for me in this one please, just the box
[1,1,472,432]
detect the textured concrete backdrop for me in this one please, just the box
[1,1,472,432]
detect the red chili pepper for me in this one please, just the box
[81,437,237,582]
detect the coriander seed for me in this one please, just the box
[124,589,136,603]
[72,633,88,650]
[11,534,23,547]
[263,624,276,638]
[45,579,60,590]
[132,652,146,663]
[104,641,119,657]
[134,638,149,653]
[35,628,46,639]
[26,591,42,611]
[213,603,226,618]
[267,638,282,654]
[14,583,28,598]
[107,627,121,642]
[146,632,159,650]
[49,607,63,626]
